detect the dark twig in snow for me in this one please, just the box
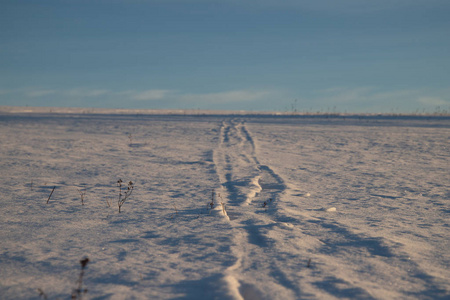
[128,133,133,146]
[37,288,48,300]
[46,186,56,204]
[71,257,89,300]
[117,179,134,213]
[209,189,215,209]
[77,188,86,205]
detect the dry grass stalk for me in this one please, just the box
[46,186,56,204]
[117,179,134,213]
[71,257,90,300]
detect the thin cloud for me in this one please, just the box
[417,97,448,106]
[132,90,172,101]
[26,90,57,97]
[313,87,424,104]
[180,90,272,104]
[295,86,450,113]
[65,89,110,97]
[22,88,109,98]
[316,87,374,103]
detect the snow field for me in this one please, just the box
[248,119,450,299]
[0,112,449,299]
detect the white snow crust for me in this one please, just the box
[0,109,449,299]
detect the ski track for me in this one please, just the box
[213,120,299,299]
[212,119,449,300]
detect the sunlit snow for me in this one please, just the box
[1,108,449,299]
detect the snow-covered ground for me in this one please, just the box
[1,110,449,299]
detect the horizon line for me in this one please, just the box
[1,105,449,117]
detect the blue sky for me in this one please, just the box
[1,0,449,113]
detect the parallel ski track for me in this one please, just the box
[213,119,301,299]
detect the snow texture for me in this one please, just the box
[0,109,449,299]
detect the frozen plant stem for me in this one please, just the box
[37,288,47,300]
[173,204,178,215]
[128,133,133,146]
[117,179,134,213]
[170,204,178,219]
[209,189,215,210]
[46,186,56,204]
[78,188,86,205]
[72,257,89,300]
